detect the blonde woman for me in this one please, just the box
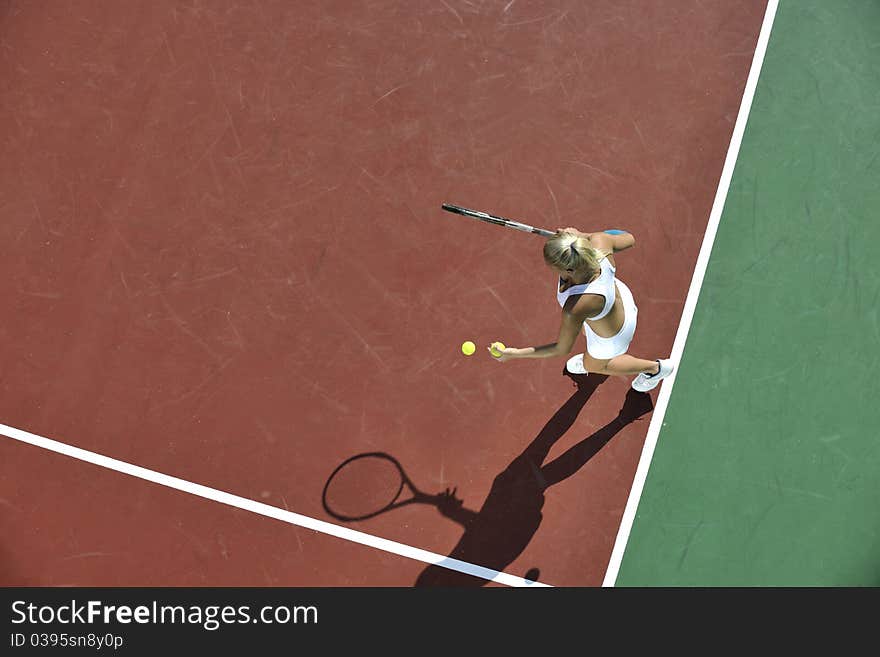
[490,227,674,392]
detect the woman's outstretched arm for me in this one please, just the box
[491,307,588,362]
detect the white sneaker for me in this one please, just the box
[566,353,588,375]
[631,359,674,392]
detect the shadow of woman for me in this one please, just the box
[414,378,653,587]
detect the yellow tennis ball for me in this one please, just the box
[490,341,506,358]
[461,341,476,356]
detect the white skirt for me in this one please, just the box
[584,278,638,359]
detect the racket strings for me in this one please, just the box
[323,455,405,520]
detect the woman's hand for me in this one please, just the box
[488,346,517,362]
[556,226,590,238]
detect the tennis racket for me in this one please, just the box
[322,452,440,521]
[441,203,556,238]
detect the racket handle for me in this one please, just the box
[508,222,556,237]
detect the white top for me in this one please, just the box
[555,257,616,320]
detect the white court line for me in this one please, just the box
[602,0,780,587]
[0,423,550,587]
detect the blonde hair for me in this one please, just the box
[543,231,608,276]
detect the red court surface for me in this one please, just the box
[1,0,767,586]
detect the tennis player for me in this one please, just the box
[490,227,674,392]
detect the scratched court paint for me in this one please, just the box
[0,0,767,585]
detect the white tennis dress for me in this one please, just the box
[556,257,638,360]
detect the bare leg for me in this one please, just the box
[580,352,658,376]
[604,354,659,376]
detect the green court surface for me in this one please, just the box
[616,0,880,586]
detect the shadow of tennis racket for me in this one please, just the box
[322,452,470,522]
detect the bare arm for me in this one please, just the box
[557,226,635,253]
[493,303,593,362]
